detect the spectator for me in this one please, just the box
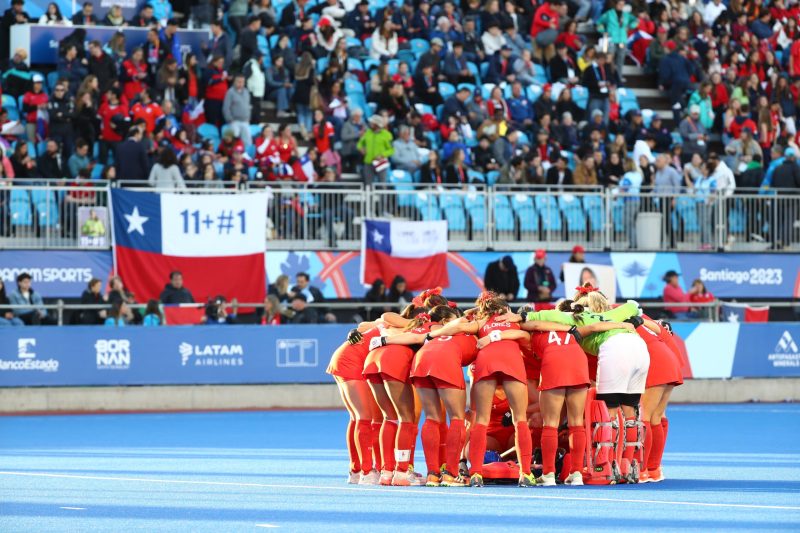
[38,140,67,180]
[530,0,561,59]
[223,73,253,146]
[9,273,56,325]
[484,255,519,300]
[545,153,573,186]
[268,274,293,303]
[619,157,642,248]
[689,279,715,320]
[573,154,598,186]
[0,279,24,326]
[142,299,163,326]
[596,0,638,82]
[97,88,129,165]
[47,83,75,158]
[549,42,579,84]
[415,38,445,78]
[420,150,444,184]
[104,301,129,327]
[770,148,800,248]
[79,278,107,325]
[148,148,186,189]
[293,52,316,141]
[10,142,36,179]
[559,245,585,282]
[239,15,262,66]
[653,154,682,194]
[160,271,195,304]
[524,249,557,302]
[68,139,92,179]
[159,19,182,66]
[387,275,414,306]
[364,278,389,320]
[443,41,474,85]
[582,49,612,124]
[22,74,49,144]
[341,108,366,173]
[347,0,376,38]
[130,90,164,136]
[370,19,399,60]
[204,20,232,70]
[116,127,151,183]
[288,293,319,324]
[442,87,471,124]
[291,272,325,303]
[204,295,238,325]
[725,127,762,175]
[101,4,125,26]
[203,55,229,127]
[243,52,266,125]
[391,125,423,173]
[265,55,293,119]
[71,2,97,25]
[659,45,697,122]
[57,45,88,96]
[662,270,696,320]
[357,115,394,183]
[414,64,444,107]
[679,105,708,161]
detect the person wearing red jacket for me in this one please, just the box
[97,89,129,165]
[530,0,562,60]
[130,91,164,135]
[22,74,49,143]
[203,55,229,127]
[122,48,149,102]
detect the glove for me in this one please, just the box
[501,410,513,427]
[368,336,388,351]
[625,316,644,328]
[347,329,363,345]
[568,325,583,343]
[659,320,673,334]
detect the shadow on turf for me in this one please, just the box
[2,502,800,530]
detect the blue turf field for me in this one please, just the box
[1,404,799,532]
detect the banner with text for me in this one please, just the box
[0,250,112,298]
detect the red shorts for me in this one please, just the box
[524,355,542,382]
[412,376,460,389]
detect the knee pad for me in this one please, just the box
[583,390,617,485]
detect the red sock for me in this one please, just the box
[468,423,487,476]
[395,421,417,472]
[661,416,669,441]
[623,417,638,462]
[530,425,543,450]
[371,421,382,469]
[446,418,466,475]
[409,424,419,466]
[568,426,586,473]
[648,422,665,471]
[420,419,441,474]
[346,420,360,473]
[438,421,448,468]
[355,420,373,475]
[515,421,533,475]
[380,420,398,472]
[643,422,653,472]
[541,425,559,475]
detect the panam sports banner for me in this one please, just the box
[360,219,449,291]
[0,250,112,298]
[267,251,800,300]
[111,190,267,304]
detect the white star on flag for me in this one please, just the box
[124,206,149,236]
[726,312,739,323]
[372,229,384,244]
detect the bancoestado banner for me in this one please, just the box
[1,324,798,387]
[0,325,351,387]
[266,250,800,300]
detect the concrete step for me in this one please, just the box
[631,87,665,98]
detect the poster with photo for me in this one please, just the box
[78,206,109,248]
[562,263,617,304]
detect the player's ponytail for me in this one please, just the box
[573,282,610,313]
[474,291,507,319]
[429,304,460,324]
[569,301,586,322]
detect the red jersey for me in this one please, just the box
[313,121,335,153]
[529,330,577,357]
[130,102,164,134]
[364,323,433,381]
[22,91,48,123]
[204,67,229,101]
[489,393,510,426]
[98,102,129,142]
[122,60,148,102]
[421,333,478,366]
[254,135,280,166]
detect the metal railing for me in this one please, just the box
[3,181,799,252]
[3,300,798,326]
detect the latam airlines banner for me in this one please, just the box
[1,324,798,387]
[0,325,351,387]
[266,251,800,300]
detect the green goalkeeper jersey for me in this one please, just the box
[525,301,640,356]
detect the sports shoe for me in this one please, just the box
[358,470,380,485]
[348,471,361,484]
[536,472,556,486]
[469,473,484,487]
[639,469,651,483]
[440,472,467,487]
[408,465,424,481]
[379,469,394,486]
[648,467,665,482]
[519,472,538,487]
[391,469,422,486]
[458,459,469,478]
[564,471,584,486]
[425,473,441,487]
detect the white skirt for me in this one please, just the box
[596,333,650,395]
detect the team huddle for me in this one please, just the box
[326,284,683,487]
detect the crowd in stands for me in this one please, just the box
[0,0,799,248]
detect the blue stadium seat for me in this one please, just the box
[347,58,364,71]
[481,83,495,100]
[387,59,400,75]
[458,82,476,96]
[10,189,32,227]
[444,206,467,231]
[466,62,480,84]
[198,123,220,141]
[389,170,415,207]
[316,56,329,74]
[674,197,700,233]
[249,124,262,139]
[248,166,258,180]
[409,39,430,56]
[257,34,269,57]
[526,85,543,102]
[415,192,441,220]
[493,195,515,232]
[346,36,362,48]
[728,200,746,234]
[583,195,604,232]
[31,190,58,227]
[91,164,104,180]
[485,170,500,186]
[2,94,16,108]
[467,169,485,183]
[511,194,538,233]
[558,195,584,232]
[538,195,564,231]
[345,78,364,94]
[469,205,486,231]
[439,193,463,210]
[5,106,20,121]
[612,199,625,233]
[46,72,59,92]
[438,82,456,100]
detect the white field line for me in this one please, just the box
[1,471,799,512]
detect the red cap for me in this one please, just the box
[542,83,552,92]
[665,40,677,51]
[534,249,546,259]
[572,245,585,254]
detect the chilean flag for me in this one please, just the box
[721,302,770,323]
[360,219,449,291]
[111,189,267,305]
